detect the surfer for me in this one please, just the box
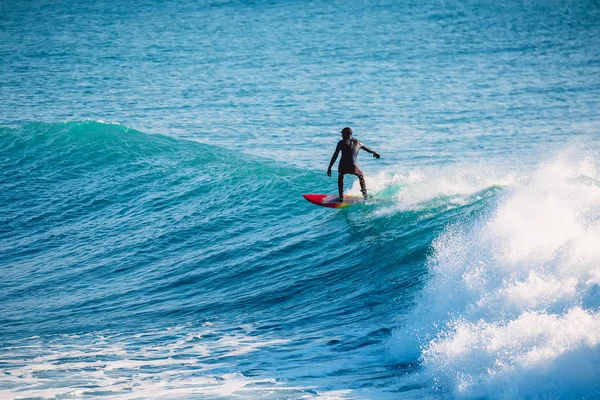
[327,127,380,201]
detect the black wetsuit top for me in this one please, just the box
[329,138,376,173]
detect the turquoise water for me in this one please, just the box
[1,1,600,398]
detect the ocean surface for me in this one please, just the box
[2,0,600,398]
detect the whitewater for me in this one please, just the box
[2,0,600,399]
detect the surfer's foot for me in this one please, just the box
[337,197,344,203]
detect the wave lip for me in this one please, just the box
[392,152,600,398]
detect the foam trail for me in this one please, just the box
[346,163,515,217]
[391,152,600,398]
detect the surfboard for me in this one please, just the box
[303,194,366,209]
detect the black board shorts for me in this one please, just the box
[338,163,364,176]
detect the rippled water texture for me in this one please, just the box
[1,0,600,398]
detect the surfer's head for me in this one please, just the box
[341,127,353,139]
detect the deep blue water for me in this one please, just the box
[1,0,600,398]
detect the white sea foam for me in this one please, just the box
[0,325,350,400]
[391,152,600,398]
[349,162,516,216]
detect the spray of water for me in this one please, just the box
[391,152,600,398]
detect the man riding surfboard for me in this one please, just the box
[327,127,380,202]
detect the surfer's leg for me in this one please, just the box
[338,174,344,200]
[352,165,367,199]
[356,174,367,199]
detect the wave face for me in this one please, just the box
[1,121,332,334]
[2,122,598,398]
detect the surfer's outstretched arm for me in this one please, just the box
[327,142,341,176]
[360,142,380,159]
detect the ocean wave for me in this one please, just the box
[1,121,549,398]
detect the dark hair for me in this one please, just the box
[341,127,353,138]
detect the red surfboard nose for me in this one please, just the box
[303,194,327,204]
[303,194,350,208]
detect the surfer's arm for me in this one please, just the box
[327,142,341,176]
[359,142,380,159]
